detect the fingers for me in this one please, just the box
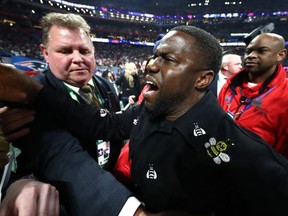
[1,108,35,131]
[37,183,59,216]
[17,186,38,216]
[54,190,60,216]
[0,108,35,139]
[128,95,136,104]
[0,63,43,102]
[2,179,60,216]
[0,107,8,114]
[0,107,34,120]
[0,179,38,216]
[5,128,30,142]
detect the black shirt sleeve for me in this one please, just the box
[34,86,134,142]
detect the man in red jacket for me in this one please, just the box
[218,33,288,158]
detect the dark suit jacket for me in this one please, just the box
[38,70,123,170]
[10,70,132,216]
[209,73,218,97]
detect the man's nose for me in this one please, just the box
[146,58,159,74]
[72,51,84,63]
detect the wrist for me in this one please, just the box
[21,173,38,180]
[134,205,148,216]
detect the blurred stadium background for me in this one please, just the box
[0,0,287,75]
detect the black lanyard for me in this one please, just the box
[227,68,278,120]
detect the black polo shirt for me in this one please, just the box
[129,91,288,215]
[37,87,288,216]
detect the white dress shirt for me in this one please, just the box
[217,72,228,97]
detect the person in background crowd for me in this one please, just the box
[218,33,288,158]
[210,54,242,97]
[138,60,148,89]
[102,70,116,84]
[116,62,142,107]
[1,25,288,216]
[102,69,119,96]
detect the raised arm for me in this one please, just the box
[0,63,134,142]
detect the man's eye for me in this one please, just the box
[164,57,175,62]
[81,50,91,55]
[165,57,173,61]
[59,49,71,54]
[258,49,267,54]
[245,50,251,55]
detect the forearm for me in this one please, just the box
[34,86,131,141]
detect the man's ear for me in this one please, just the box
[222,64,228,71]
[277,49,287,62]
[40,44,49,63]
[195,70,214,90]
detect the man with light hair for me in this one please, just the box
[0,12,134,216]
[210,54,243,96]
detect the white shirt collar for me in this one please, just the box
[218,71,228,81]
[217,71,228,96]
[64,79,94,94]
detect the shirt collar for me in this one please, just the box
[218,71,228,81]
[64,79,94,94]
[143,91,225,151]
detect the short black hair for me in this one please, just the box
[170,25,222,75]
